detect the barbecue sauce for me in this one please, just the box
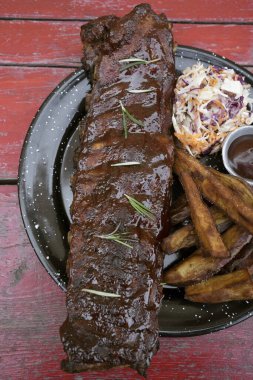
[228,135,253,180]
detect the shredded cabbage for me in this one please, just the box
[173,63,253,156]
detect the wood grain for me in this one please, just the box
[0,67,73,178]
[0,21,252,66]
[1,186,253,379]
[1,0,253,22]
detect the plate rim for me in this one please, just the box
[18,45,253,336]
[18,68,85,291]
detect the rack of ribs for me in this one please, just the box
[60,3,175,376]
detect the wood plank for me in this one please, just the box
[1,186,253,379]
[0,20,82,67]
[0,67,73,178]
[1,0,253,22]
[0,21,253,66]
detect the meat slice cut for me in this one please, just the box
[60,4,175,376]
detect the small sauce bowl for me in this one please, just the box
[222,126,253,186]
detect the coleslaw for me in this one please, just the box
[172,63,253,156]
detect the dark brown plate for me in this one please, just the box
[18,46,253,336]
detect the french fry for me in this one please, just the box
[185,269,253,303]
[174,161,229,258]
[171,194,190,225]
[162,206,231,253]
[163,225,252,286]
[222,239,253,274]
[162,224,196,252]
[210,168,253,208]
[175,148,253,235]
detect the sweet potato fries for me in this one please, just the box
[163,148,253,303]
[185,269,253,303]
[174,159,229,258]
[176,148,253,234]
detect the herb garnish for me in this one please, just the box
[124,194,156,221]
[95,223,135,249]
[119,100,144,138]
[127,88,154,94]
[119,57,160,72]
[111,161,141,167]
[82,288,121,298]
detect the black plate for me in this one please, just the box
[18,46,253,336]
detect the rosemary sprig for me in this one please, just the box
[122,105,144,126]
[124,194,156,221]
[119,57,152,63]
[119,57,160,72]
[95,224,135,249]
[119,100,144,138]
[127,88,154,94]
[111,161,141,167]
[121,102,128,138]
[82,288,121,298]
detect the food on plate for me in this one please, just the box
[170,193,191,225]
[174,158,229,258]
[172,63,253,156]
[185,269,253,303]
[175,148,253,234]
[209,167,253,206]
[163,148,253,301]
[162,206,231,253]
[162,224,196,252]
[60,4,175,376]
[57,4,253,369]
[222,239,253,274]
[163,225,252,286]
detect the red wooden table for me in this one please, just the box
[1,1,253,379]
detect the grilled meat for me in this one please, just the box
[60,4,175,376]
